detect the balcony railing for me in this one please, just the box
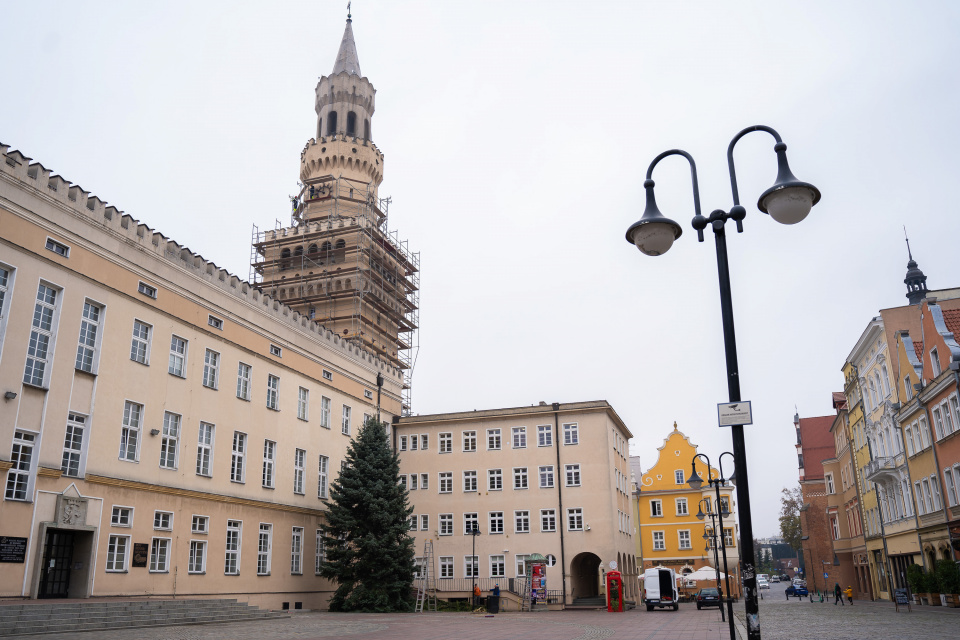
[863,456,897,482]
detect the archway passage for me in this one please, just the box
[570,552,602,600]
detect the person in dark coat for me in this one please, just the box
[834,582,844,605]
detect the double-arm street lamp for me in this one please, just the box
[697,497,727,623]
[691,452,735,638]
[626,125,821,640]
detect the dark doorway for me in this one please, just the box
[38,530,75,598]
[570,552,602,599]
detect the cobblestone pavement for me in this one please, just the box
[734,582,960,640]
[2,606,734,640]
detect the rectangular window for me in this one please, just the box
[298,387,309,420]
[364,389,373,399]
[675,497,688,515]
[487,428,501,450]
[490,554,506,578]
[188,540,206,573]
[650,500,663,518]
[225,520,242,574]
[130,320,151,364]
[440,556,454,579]
[291,527,303,575]
[294,448,305,495]
[192,515,209,534]
[149,538,171,572]
[342,405,352,435]
[462,430,477,452]
[231,432,246,483]
[919,416,931,448]
[266,375,279,410]
[138,281,157,298]
[196,422,214,476]
[439,514,453,535]
[464,555,478,578]
[514,467,528,489]
[0,266,10,322]
[166,335,187,377]
[75,301,102,373]
[5,430,36,500]
[106,535,129,571]
[541,509,556,532]
[678,530,691,550]
[316,530,325,573]
[439,472,452,493]
[111,506,133,527]
[45,237,70,257]
[439,432,452,453]
[724,529,734,547]
[24,284,59,387]
[825,473,835,494]
[399,475,408,490]
[463,470,478,492]
[420,514,429,531]
[914,482,926,515]
[674,469,685,484]
[322,369,333,381]
[653,531,665,550]
[258,524,272,575]
[202,349,219,389]
[61,413,86,478]
[464,512,478,535]
[943,399,956,436]
[318,455,329,499]
[538,424,553,447]
[567,508,584,531]
[159,412,180,469]
[269,344,282,357]
[719,497,730,513]
[512,427,526,449]
[320,396,331,428]
[208,315,223,330]
[489,511,504,534]
[514,510,530,533]
[399,435,407,451]
[563,422,579,445]
[931,475,943,511]
[905,427,915,455]
[565,464,581,487]
[488,468,503,491]
[420,473,428,490]
[262,440,276,488]
[922,478,934,513]
[119,401,143,462]
[933,406,945,440]
[947,468,959,508]
[154,510,172,530]
[236,363,251,399]
[409,474,418,490]
[409,435,418,450]
[539,465,554,488]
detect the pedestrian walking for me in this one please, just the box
[834,583,844,606]
[844,585,853,605]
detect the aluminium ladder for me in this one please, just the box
[413,539,437,612]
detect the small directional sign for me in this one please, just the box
[717,401,753,427]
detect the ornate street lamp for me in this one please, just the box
[628,125,820,640]
[697,498,726,623]
[691,452,736,638]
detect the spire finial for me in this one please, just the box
[904,226,914,261]
[673,421,678,431]
[347,2,351,21]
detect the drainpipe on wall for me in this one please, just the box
[553,402,568,606]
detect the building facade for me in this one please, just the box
[0,15,407,609]
[634,424,740,595]
[394,401,638,605]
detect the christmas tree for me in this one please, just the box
[320,416,416,611]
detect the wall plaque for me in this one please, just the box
[132,543,149,568]
[0,536,27,563]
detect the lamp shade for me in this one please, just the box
[688,468,704,490]
[757,142,821,225]
[626,179,683,256]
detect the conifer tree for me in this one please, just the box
[320,416,416,611]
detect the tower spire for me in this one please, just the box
[332,6,362,76]
[903,228,929,305]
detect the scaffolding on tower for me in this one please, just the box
[250,175,419,415]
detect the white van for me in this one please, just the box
[643,567,679,611]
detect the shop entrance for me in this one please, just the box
[38,530,76,599]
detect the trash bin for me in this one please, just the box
[486,596,500,614]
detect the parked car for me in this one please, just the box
[757,578,770,590]
[643,567,680,611]
[770,576,780,583]
[785,584,809,599]
[695,588,722,609]
[792,578,806,587]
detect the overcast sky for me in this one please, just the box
[4,1,960,538]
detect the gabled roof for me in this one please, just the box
[332,16,362,76]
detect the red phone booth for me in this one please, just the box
[606,570,624,612]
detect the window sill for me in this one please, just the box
[202,385,218,391]
[262,486,275,491]
[148,570,170,574]
[230,480,245,485]
[298,417,308,423]
[118,458,139,464]
[188,571,206,575]
[267,407,279,412]
[196,473,213,479]
[21,381,48,391]
[106,570,128,574]
[237,396,251,402]
[75,367,98,377]
[168,372,186,379]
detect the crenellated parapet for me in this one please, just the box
[0,141,404,386]
[300,133,383,189]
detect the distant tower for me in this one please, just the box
[903,231,928,305]
[251,9,420,414]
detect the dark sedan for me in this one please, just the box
[696,588,722,609]
[785,584,809,599]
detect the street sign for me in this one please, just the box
[823,572,828,579]
[717,401,753,427]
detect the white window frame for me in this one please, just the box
[439,472,452,493]
[266,375,280,410]
[674,469,685,485]
[291,527,303,575]
[439,432,452,453]
[196,422,214,477]
[230,431,247,483]
[512,426,526,449]
[188,540,207,574]
[541,509,556,532]
[565,463,581,487]
[464,555,478,579]
[341,405,352,435]
[320,396,331,428]
[399,435,407,451]
[650,499,663,517]
[513,467,528,490]
[439,556,454,578]
[191,515,209,534]
[538,424,553,447]
[421,473,429,490]
[563,422,579,445]
[208,314,223,330]
[539,465,554,488]
[487,428,501,450]
[257,523,272,575]
[464,512,479,535]
[931,347,942,377]
[153,510,173,530]
[294,448,306,495]
[159,411,180,470]
[315,530,325,574]
[514,510,530,533]
[130,319,151,365]
[106,534,130,572]
[202,349,220,389]
[678,529,692,550]
[45,237,70,257]
[462,430,477,452]
[75,300,104,374]
[297,387,309,421]
[119,401,143,462]
[652,530,665,550]
[567,507,584,531]
[439,513,453,536]
[236,362,251,400]
[489,511,504,534]
[675,497,688,515]
[137,281,157,298]
[463,470,478,492]
[225,520,242,575]
[490,554,506,578]
[488,468,503,491]
[23,282,60,388]
[111,506,133,527]
[0,264,13,351]
[168,335,187,377]
[262,440,276,488]
[318,455,329,499]
[5,430,37,501]
[269,344,282,357]
[61,412,87,478]
[420,514,429,531]
[149,537,171,572]
[825,472,835,494]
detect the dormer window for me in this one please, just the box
[931,348,941,377]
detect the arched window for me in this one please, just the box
[364,119,370,140]
[294,246,303,257]
[335,239,346,249]
[321,241,332,252]
[326,111,338,136]
[280,248,291,271]
[346,111,357,137]
[308,243,318,254]
[868,379,878,409]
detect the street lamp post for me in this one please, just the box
[697,497,726,623]
[470,525,481,606]
[626,125,821,640]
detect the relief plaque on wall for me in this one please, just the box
[132,543,149,568]
[56,496,88,528]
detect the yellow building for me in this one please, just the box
[635,424,739,595]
